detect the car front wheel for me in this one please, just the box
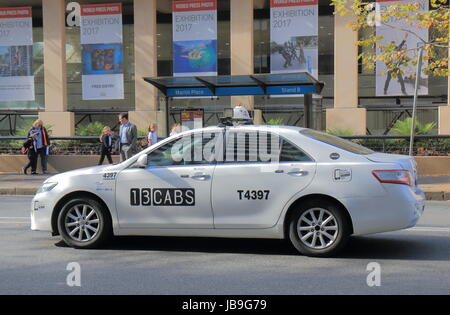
[288,199,350,257]
[57,198,112,249]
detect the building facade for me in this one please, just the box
[0,0,448,136]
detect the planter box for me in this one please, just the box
[0,155,121,174]
[415,156,450,176]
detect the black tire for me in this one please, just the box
[288,199,351,257]
[57,197,112,249]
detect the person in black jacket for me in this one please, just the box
[98,126,114,165]
[22,131,38,175]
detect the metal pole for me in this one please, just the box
[304,93,313,129]
[166,96,170,136]
[409,47,424,156]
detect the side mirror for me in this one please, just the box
[135,154,148,168]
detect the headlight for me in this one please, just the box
[37,182,58,193]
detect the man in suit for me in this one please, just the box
[118,112,138,162]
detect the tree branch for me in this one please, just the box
[379,21,428,44]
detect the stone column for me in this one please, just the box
[325,9,366,134]
[129,0,162,135]
[40,0,74,136]
[230,0,254,110]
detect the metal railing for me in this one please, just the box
[0,136,148,155]
[341,135,450,156]
[0,135,449,156]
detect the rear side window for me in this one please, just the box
[300,129,373,155]
[280,140,312,162]
[225,131,312,163]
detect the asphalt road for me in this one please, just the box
[1,196,449,295]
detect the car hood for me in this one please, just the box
[43,164,123,183]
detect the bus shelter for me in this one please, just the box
[144,72,325,135]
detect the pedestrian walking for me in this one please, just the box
[98,126,114,165]
[147,123,158,147]
[22,131,38,175]
[118,112,138,162]
[27,119,50,174]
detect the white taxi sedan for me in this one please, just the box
[31,125,425,257]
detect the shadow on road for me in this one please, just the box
[93,237,299,256]
[55,232,450,261]
[341,234,450,261]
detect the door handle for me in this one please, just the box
[191,173,211,181]
[287,170,308,177]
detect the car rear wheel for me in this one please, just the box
[289,199,350,257]
[57,198,112,249]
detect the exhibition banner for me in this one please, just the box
[172,0,217,77]
[0,7,34,102]
[270,0,318,77]
[376,0,428,96]
[80,3,124,100]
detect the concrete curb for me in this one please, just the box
[0,188,38,196]
[425,191,450,201]
[0,187,449,201]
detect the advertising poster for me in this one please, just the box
[80,3,124,100]
[270,0,318,77]
[172,0,217,77]
[181,110,204,130]
[376,0,429,96]
[0,7,34,102]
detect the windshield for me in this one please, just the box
[300,129,374,155]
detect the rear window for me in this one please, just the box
[300,129,374,155]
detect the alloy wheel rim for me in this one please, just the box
[297,208,339,250]
[65,204,100,242]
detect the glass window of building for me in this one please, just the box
[358,7,446,134]
[0,1,44,111]
[253,0,334,129]
[65,0,135,114]
[157,0,231,129]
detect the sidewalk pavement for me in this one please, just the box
[1,173,450,201]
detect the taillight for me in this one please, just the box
[372,170,414,186]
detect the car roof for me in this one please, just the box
[204,125,306,132]
[170,125,307,139]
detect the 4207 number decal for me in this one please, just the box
[237,190,270,200]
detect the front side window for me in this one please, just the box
[147,132,223,167]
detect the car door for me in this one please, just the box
[211,129,316,228]
[115,131,222,229]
